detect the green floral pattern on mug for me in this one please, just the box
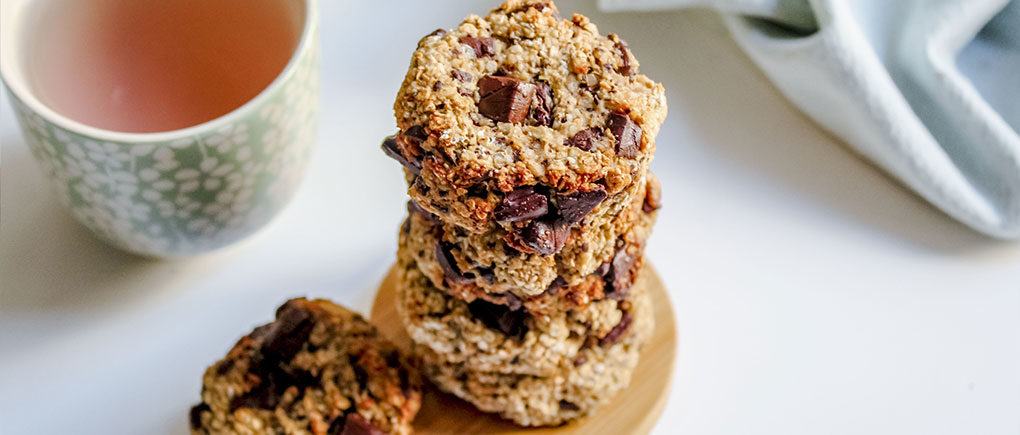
[8,41,320,257]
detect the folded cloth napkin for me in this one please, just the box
[601,0,1020,239]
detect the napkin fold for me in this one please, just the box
[601,0,1020,239]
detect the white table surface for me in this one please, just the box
[2,1,1019,434]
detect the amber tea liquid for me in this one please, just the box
[27,0,302,133]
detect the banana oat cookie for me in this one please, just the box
[416,269,653,426]
[399,172,659,302]
[385,0,667,241]
[190,298,422,435]
[395,255,648,377]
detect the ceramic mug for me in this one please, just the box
[0,0,320,257]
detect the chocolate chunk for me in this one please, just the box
[608,113,641,158]
[564,128,602,151]
[502,242,521,258]
[250,322,275,339]
[261,301,314,363]
[229,366,318,412]
[614,37,635,76]
[467,299,528,337]
[601,312,633,346]
[432,81,442,91]
[389,125,426,171]
[214,358,236,376]
[349,354,370,388]
[435,242,475,285]
[503,292,523,311]
[403,125,428,143]
[555,190,607,224]
[605,249,638,299]
[573,353,588,367]
[380,349,402,369]
[231,317,322,413]
[559,400,581,411]
[514,1,558,17]
[390,126,429,173]
[229,379,282,411]
[477,77,510,100]
[451,70,472,82]
[328,416,346,435]
[458,87,473,97]
[545,276,567,296]
[478,75,511,99]
[477,266,496,284]
[467,183,489,198]
[477,75,537,124]
[530,82,553,126]
[458,35,496,57]
[189,403,210,429]
[420,29,447,48]
[338,413,384,435]
[399,366,414,398]
[517,218,568,255]
[381,135,421,175]
[407,200,438,223]
[493,186,548,223]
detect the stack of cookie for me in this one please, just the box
[383,0,667,426]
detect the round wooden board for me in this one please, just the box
[370,263,677,435]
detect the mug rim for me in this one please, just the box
[0,0,318,143]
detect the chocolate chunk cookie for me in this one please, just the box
[400,172,658,301]
[190,299,422,435]
[416,265,654,426]
[399,176,656,314]
[395,255,648,377]
[389,0,667,235]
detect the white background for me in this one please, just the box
[2,1,1019,434]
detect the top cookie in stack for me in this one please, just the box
[386,0,667,233]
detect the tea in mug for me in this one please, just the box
[27,0,302,133]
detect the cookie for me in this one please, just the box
[400,172,659,303]
[416,268,653,426]
[386,0,667,236]
[190,298,422,435]
[395,254,648,377]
